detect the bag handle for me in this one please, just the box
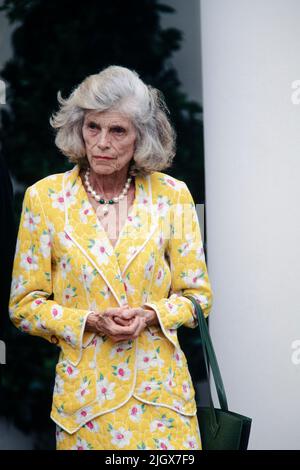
[184,295,229,435]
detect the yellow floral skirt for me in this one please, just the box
[56,396,202,450]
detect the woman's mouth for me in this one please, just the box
[93,156,114,160]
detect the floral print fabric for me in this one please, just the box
[9,165,213,435]
[56,396,202,450]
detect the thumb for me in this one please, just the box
[120,308,137,320]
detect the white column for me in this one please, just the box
[200,0,300,449]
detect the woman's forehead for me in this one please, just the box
[84,109,132,125]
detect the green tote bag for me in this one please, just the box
[184,295,252,450]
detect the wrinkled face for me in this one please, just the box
[82,109,137,175]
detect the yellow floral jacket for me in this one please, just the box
[9,164,213,434]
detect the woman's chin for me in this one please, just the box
[91,163,118,175]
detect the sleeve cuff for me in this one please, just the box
[142,302,180,350]
[61,310,94,367]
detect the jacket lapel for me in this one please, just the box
[62,165,158,306]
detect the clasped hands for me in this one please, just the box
[85,304,158,343]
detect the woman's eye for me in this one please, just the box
[112,126,125,134]
[87,122,98,130]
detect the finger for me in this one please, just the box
[105,313,141,336]
[127,315,142,331]
[112,317,139,336]
[95,317,129,337]
[110,318,146,341]
[109,320,138,336]
[119,309,137,320]
[113,316,132,326]
[105,307,130,317]
[129,307,149,318]
[126,317,146,338]
[135,318,147,337]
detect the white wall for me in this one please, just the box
[200,0,300,449]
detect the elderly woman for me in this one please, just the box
[9,65,213,450]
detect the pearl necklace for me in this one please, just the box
[84,167,132,215]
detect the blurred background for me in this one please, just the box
[0,0,207,450]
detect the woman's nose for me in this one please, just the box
[96,130,110,148]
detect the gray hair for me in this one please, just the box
[49,65,176,176]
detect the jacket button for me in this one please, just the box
[51,335,59,345]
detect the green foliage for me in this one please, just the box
[0,0,205,446]
[0,0,205,202]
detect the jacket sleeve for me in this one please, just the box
[9,186,93,366]
[143,182,213,338]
